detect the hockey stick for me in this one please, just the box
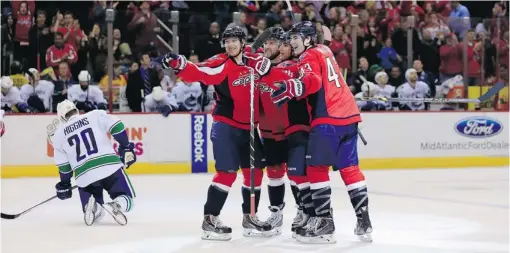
[358,76,505,103]
[1,186,78,219]
[248,68,256,216]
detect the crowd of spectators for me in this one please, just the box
[0,0,508,114]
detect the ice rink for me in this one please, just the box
[1,167,508,253]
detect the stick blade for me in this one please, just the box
[1,213,18,219]
[478,82,505,102]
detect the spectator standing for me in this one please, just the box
[54,12,83,51]
[127,1,160,55]
[28,10,52,71]
[126,53,160,112]
[52,61,76,112]
[418,29,441,76]
[329,25,352,71]
[13,1,32,65]
[448,1,471,39]
[194,22,222,61]
[439,33,463,82]
[1,14,15,75]
[45,32,78,74]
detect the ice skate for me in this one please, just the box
[263,203,285,237]
[242,214,272,237]
[201,215,232,241]
[291,206,309,238]
[102,201,127,226]
[296,211,336,244]
[83,196,104,226]
[354,207,373,242]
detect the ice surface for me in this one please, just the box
[1,168,508,253]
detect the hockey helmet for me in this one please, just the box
[222,26,246,42]
[375,71,388,85]
[0,76,13,90]
[151,86,165,102]
[267,27,285,42]
[10,60,23,75]
[78,70,92,82]
[27,68,40,83]
[57,99,79,123]
[289,21,317,44]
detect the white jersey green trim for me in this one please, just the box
[109,121,125,135]
[58,163,72,174]
[74,154,122,179]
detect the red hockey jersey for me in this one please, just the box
[176,53,261,130]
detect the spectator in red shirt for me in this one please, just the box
[14,1,32,64]
[55,12,83,50]
[45,32,78,72]
[329,25,352,72]
[439,33,463,82]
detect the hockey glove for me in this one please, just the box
[118,142,137,169]
[271,79,304,107]
[84,101,98,112]
[245,55,271,76]
[55,181,73,200]
[159,104,173,117]
[160,52,187,71]
[97,103,107,110]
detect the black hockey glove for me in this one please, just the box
[118,142,137,168]
[55,181,73,200]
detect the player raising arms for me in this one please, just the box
[50,100,137,226]
[161,26,271,240]
[268,21,373,243]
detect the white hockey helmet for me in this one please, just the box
[1,76,14,90]
[28,68,40,82]
[78,70,91,82]
[57,99,79,123]
[405,68,417,81]
[151,86,165,102]
[375,71,388,85]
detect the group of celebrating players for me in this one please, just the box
[45,21,373,245]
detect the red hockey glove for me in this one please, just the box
[245,55,271,76]
[160,52,187,70]
[271,79,304,107]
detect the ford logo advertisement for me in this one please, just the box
[455,117,503,138]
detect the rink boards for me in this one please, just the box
[1,111,508,178]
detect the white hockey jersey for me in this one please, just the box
[171,81,204,112]
[376,84,396,109]
[19,80,55,111]
[144,91,178,112]
[52,110,124,187]
[68,85,107,104]
[1,87,24,108]
[397,81,430,111]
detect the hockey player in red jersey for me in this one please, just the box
[161,26,272,240]
[269,21,373,243]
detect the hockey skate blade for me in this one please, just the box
[243,228,274,238]
[84,197,96,226]
[102,204,127,226]
[263,226,282,237]
[357,232,373,243]
[201,230,232,241]
[295,234,337,244]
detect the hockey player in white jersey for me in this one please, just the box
[51,100,137,226]
[397,68,430,111]
[171,78,210,112]
[143,86,178,117]
[68,70,108,112]
[20,68,55,112]
[355,80,386,111]
[0,76,32,113]
[374,71,396,110]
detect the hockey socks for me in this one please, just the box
[113,195,134,212]
[340,166,369,218]
[241,168,263,214]
[290,183,301,208]
[267,165,286,208]
[204,171,237,216]
[289,175,315,216]
[307,166,332,216]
